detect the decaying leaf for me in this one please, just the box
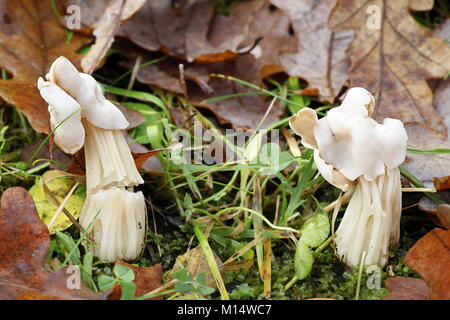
[114,0,301,129]
[240,1,297,79]
[128,53,283,129]
[273,0,353,101]
[0,187,106,299]
[0,0,90,133]
[404,228,450,300]
[29,171,85,234]
[403,123,450,187]
[329,0,450,133]
[433,175,450,191]
[171,245,223,289]
[116,104,146,130]
[384,276,429,300]
[70,0,146,73]
[20,137,71,170]
[114,260,163,300]
[435,204,450,229]
[434,78,450,140]
[418,190,450,228]
[119,0,266,63]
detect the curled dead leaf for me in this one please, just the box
[0,187,106,300]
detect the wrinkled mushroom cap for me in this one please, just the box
[46,56,129,130]
[290,87,407,188]
[37,77,85,154]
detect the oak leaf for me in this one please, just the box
[0,0,90,133]
[329,0,450,134]
[404,228,450,299]
[272,0,353,101]
[0,187,106,300]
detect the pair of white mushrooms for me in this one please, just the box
[290,88,407,267]
[38,57,146,262]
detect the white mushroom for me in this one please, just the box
[80,187,147,262]
[48,57,128,130]
[37,56,146,262]
[37,77,85,154]
[290,87,407,267]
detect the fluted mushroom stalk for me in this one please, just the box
[290,87,407,267]
[37,56,146,262]
[80,187,146,261]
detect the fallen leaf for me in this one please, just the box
[70,0,146,73]
[114,261,163,300]
[124,52,283,129]
[419,190,450,209]
[189,57,284,129]
[20,137,71,170]
[329,0,450,134]
[434,77,450,140]
[171,245,223,289]
[384,276,429,300]
[418,190,450,228]
[118,0,263,63]
[272,0,353,101]
[116,104,146,130]
[435,204,450,229]
[0,0,90,133]
[403,123,450,187]
[433,175,450,191]
[240,1,297,79]
[133,142,182,171]
[0,187,106,299]
[29,171,85,234]
[404,228,450,300]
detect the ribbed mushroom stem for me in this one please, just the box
[80,187,147,262]
[83,121,143,193]
[80,121,147,262]
[334,167,401,267]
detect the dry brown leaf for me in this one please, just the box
[171,245,223,289]
[434,78,450,140]
[71,0,145,73]
[403,123,450,187]
[0,187,107,300]
[435,204,450,229]
[404,228,450,300]
[240,1,297,79]
[0,0,90,133]
[384,276,429,300]
[433,175,450,191]
[116,104,146,130]
[189,56,283,129]
[114,261,163,300]
[418,190,450,228]
[123,52,283,129]
[20,138,71,170]
[272,0,353,101]
[329,0,450,134]
[118,0,265,63]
